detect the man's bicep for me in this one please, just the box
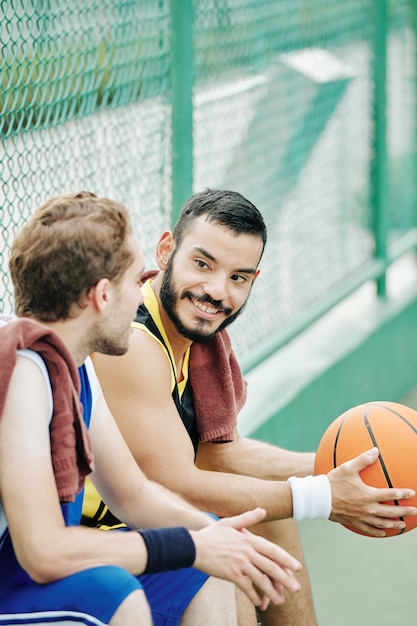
[0,356,55,482]
[0,358,64,553]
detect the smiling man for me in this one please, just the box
[157,207,262,341]
[85,188,417,625]
[0,190,309,626]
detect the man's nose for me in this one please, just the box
[203,274,228,302]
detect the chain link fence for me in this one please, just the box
[1,0,416,369]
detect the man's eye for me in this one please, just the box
[231,275,246,283]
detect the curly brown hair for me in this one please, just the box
[9,191,134,321]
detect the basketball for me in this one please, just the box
[314,401,417,537]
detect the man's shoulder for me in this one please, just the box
[8,350,54,423]
[127,323,175,392]
[133,305,167,347]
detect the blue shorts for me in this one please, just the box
[0,565,209,625]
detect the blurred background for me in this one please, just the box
[2,0,416,445]
[1,1,417,622]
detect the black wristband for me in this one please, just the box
[138,527,196,574]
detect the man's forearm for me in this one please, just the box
[197,436,315,481]
[113,477,215,531]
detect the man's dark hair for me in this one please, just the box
[172,189,267,258]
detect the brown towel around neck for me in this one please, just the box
[140,270,247,442]
[189,329,247,442]
[0,317,94,502]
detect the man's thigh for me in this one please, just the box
[0,565,140,624]
[0,564,209,626]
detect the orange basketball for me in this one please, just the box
[314,401,417,537]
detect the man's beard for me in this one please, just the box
[88,318,131,356]
[91,335,130,356]
[159,255,246,343]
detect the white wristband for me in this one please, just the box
[287,475,332,521]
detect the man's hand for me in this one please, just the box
[328,447,417,537]
[190,507,302,611]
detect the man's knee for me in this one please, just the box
[109,589,152,626]
[181,577,238,626]
[250,517,302,549]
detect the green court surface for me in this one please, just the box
[299,519,417,625]
[298,385,417,625]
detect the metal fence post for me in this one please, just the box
[170,0,194,225]
[372,0,388,297]
[411,0,417,235]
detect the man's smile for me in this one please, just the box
[190,296,221,317]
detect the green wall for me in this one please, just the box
[238,255,417,451]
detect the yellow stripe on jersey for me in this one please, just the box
[82,477,126,530]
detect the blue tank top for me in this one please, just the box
[60,363,93,526]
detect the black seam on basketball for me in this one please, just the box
[364,407,392,487]
[364,406,404,534]
[371,402,417,434]
[333,414,349,468]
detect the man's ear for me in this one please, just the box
[253,268,261,282]
[88,277,112,313]
[155,231,175,270]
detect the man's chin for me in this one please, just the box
[97,336,131,356]
[166,306,224,342]
[179,323,218,343]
